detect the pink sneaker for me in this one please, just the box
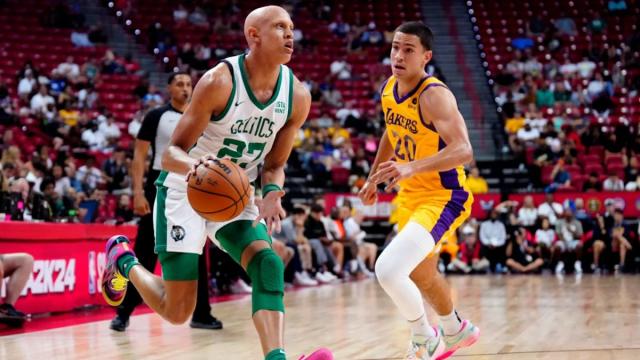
[101,235,136,306]
[436,320,480,360]
[298,348,334,360]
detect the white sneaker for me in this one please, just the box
[555,262,564,274]
[230,279,252,294]
[324,271,338,281]
[314,272,332,284]
[301,271,314,281]
[349,260,358,274]
[405,330,445,360]
[294,272,318,286]
[574,261,582,274]
[361,266,375,278]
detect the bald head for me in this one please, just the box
[244,5,291,46]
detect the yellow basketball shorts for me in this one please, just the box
[393,189,473,247]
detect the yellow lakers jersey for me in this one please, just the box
[380,75,468,193]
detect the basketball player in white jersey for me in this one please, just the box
[101,6,332,360]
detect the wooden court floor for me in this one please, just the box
[2,275,640,359]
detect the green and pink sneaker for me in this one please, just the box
[436,320,480,360]
[406,328,446,360]
[101,235,136,306]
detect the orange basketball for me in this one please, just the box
[187,158,251,222]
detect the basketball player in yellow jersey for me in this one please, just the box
[359,22,480,360]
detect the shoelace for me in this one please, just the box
[110,274,128,291]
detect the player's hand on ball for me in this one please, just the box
[370,161,413,192]
[254,190,286,234]
[358,180,378,206]
[186,154,217,181]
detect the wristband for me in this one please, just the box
[262,183,283,197]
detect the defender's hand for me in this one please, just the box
[358,180,378,206]
[369,160,414,192]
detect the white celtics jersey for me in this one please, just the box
[161,54,294,190]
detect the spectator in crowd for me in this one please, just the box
[17,70,37,100]
[583,172,603,192]
[625,156,639,182]
[329,14,350,38]
[506,227,544,273]
[56,56,80,80]
[588,214,609,273]
[626,174,640,191]
[534,217,555,264]
[30,85,55,114]
[321,84,343,108]
[0,252,34,327]
[304,204,340,283]
[554,210,584,274]
[537,193,563,225]
[546,160,571,192]
[518,196,538,228]
[276,207,318,286]
[51,164,70,197]
[330,56,352,80]
[102,148,129,194]
[360,22,384,47]
[466,166,489,194]
[448,224,489,273]
[343,209,377,277]
[317,199,345,274]
[173,4,188,25]
[576,56,597,79]
[81,121,107,151]
[535,81,555,108]
[75,157,103,192]
[114,194,134,224]
[588,13,606,34]
[610,209,633,273]
[603,172,625,191]
[517,123,540,146]
[98,114,122,147]
[480,209,507,272]
[40,177,66,219]
[128,112,144,138]
[553,17,577,36]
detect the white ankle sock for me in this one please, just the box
[410,313,437,341]
[439,310,462,336]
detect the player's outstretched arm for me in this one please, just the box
[162,64,233,177]
[370,87,473,190]
[358,130,394,205]
[256,79,311,234]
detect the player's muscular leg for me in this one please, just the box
[128,268,198,324]
[241,240,285,355]
[410,253,454,316]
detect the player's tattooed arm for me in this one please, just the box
[256,79,311,234]
[162,63,233,178]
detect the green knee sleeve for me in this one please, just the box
[216,220,271,264]
[158,252,199,281]
[246,248,285,315]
